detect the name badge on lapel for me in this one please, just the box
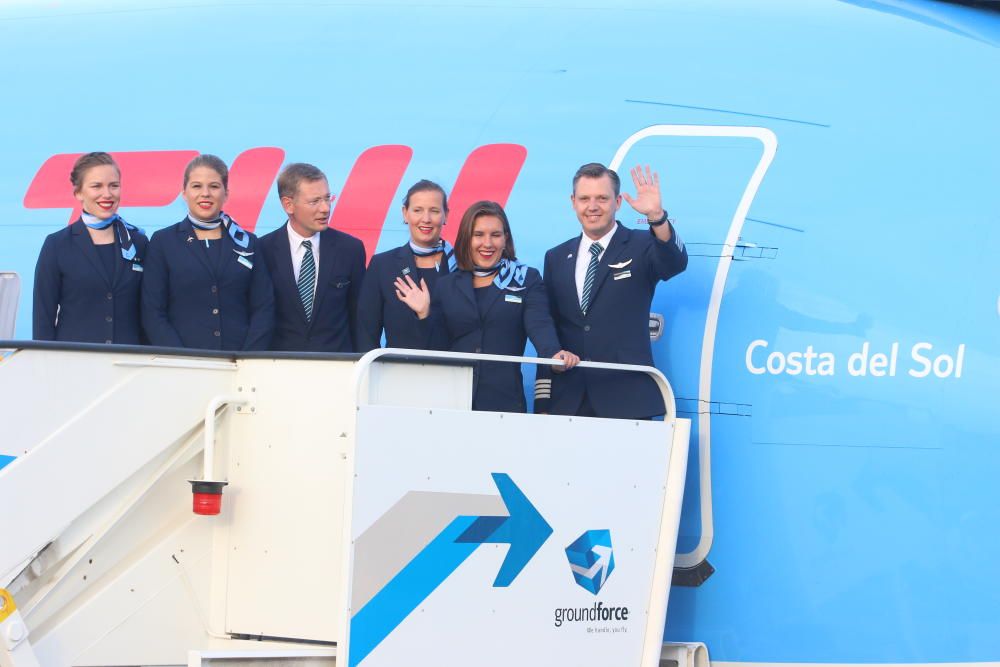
[131,263,144,272]
[505,294,523,304]
[237,255,254,270]
[613,270,631,281]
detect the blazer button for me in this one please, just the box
[474,347,481,353]
[212,308,219,315]
[105,315,113,322]
[213,330,221,337]
[584,325,591,332]
[211,285,218,294]
[106,292,113,300]
[105,339,113,344]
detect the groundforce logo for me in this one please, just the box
[565,529,615,594]
[554,600,630,627]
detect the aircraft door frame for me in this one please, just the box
[609,125,778,570]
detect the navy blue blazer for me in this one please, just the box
[541,222,687,419]
[428,267,561,413]
[356,243,451,352]
[141,218,274,351]
[257,223,366,352]
[33,219,148,344]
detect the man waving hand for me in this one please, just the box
[538,163,687,419]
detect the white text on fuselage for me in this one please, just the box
[745,340,965,378]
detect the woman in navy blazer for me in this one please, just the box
[395,200,578,413]
[33,152,148,344]
[355,180,458,352]
[142,155,274,351]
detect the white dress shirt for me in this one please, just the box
[575,223,618,304]
[287,222,320,289]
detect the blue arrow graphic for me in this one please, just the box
[454,472,553,586]
[348,473,552,666]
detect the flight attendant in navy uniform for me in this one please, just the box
[257,163,366,352]
[142,155,274,350]
[33,152,147,344]
[394,200,578,413]
[537,163,688,419]
[355,179,457,352]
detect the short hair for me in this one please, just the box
[70,152,119,191]
[572,162,620,197]
[183,154,229,190]
[402,179,449,212]
[454,200,517,271]
[278,163,327,199]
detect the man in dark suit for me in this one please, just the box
[258,163,366,352]
[539,163,687,418]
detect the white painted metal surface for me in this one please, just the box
[218,358,359,641]
[0,346,692,666]
[344,407,687,667]
[662,642,710,667]
[0,272,19,340]
[0,348,236,584]
[365,359,473,410]
[187,648,336,666]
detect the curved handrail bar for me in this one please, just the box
[352,347,677,423]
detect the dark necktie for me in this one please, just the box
[298,239,316,320]
[580,241,603,314]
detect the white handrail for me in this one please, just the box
[201,394,248,481]
[352,347,677,423]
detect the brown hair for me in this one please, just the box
[454,200,517,271]
[278,162,327,199]
[183,154,229,190]
[69,152,119,192]
[572,162,620,197]
[403,179,449,212]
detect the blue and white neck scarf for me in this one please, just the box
[222,213,251,249]
[115,218,141,262]
[188,212,250,249]
[82,211,118,230]
[83,211,141,262]
[410,239,457,273]
[187,213,223,231]
[473,258,528,290]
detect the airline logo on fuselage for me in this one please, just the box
[23,144,527,260]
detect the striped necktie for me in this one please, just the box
[298,239,316,320]
[580,241,603,315]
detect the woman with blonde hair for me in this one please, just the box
[142,154,274,350]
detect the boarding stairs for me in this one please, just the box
[0,342,704,667]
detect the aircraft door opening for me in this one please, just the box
[610,125,778,581]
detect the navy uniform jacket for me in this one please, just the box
[257,223,366,352]
[356,243,450,352]
[428,267,561,413]
[33,219,148,344]
[541,222,687,418]
[141,218,274,351]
